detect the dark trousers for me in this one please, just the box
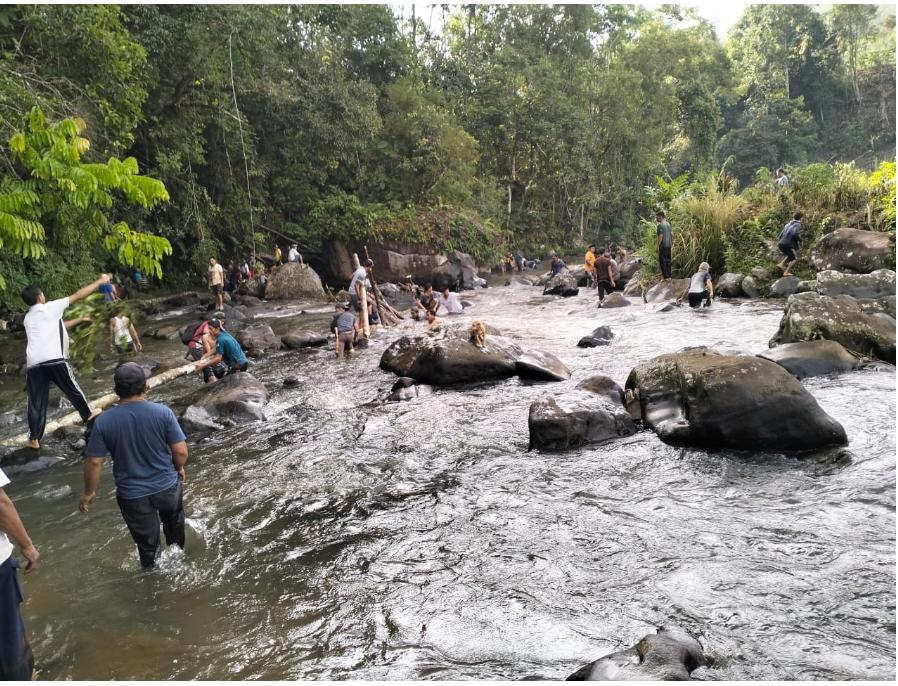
[117,482,185,568]
[26,360,91,441]
[688,291,711,308]
[597,280,614,301]
[0,557,34,680]
[659,244,672,279]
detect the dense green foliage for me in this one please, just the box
[0,3,894,312]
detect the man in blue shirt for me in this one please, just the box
[656,211,673,279]
[777,211,803,277]
[195,319,248,383]
[80,363,189,568]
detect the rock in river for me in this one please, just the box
[543,271,579,297]
[644,279,689,303]
[715,272,745,298]
[759,340,861,379]
[380,334,520,385]
[528,385,636,450]
[811,227,895,274]
[600,292,631,308]
[236,324,282,356]
[515,349,571,381]
[769,275,800,299]
[566,627,706,681]
[282,330,327,349]
[770,291,896,363]
[265,262,325,300]
[180,373,269,432]
[625,348,847,450]
[815,269,896,300]
[577,326,615,348]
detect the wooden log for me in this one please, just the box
[0,361,201,448]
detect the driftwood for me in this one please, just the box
[0,361,201,448]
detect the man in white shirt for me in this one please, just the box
[21,275,109,449]
[0,466,39,680]
[437,287,464,314]
[207,257,224,310]
[287,244,303,263]
[348,259,373,314]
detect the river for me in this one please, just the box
[0,279,894,680]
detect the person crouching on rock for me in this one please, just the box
[79,362,189,569]
[331,303,359,358]
[195,319,248,383]
[678,262,714,308]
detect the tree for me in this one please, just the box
[828,4,877,105]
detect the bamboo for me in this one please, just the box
[0,361,201,448]
[351,252,370,337]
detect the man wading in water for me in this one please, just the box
[79,363,189,569]
[21,275,109,449]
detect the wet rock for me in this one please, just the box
[771,291,896,363]
[759,340,860,379]
[769,276,800,299]
[282,377,300,387]
[575,375,625,405]
[857,295,897,318]
[237,295,263,307]
[221,303,247,322]
[180,372,269,432]
[515,349,571,381]
[387,377,433,402]
[265,262,325,300]
[811,227,895,274]
[622,279,644,297]
[625,348,847,450]
[380,334,519,385]
[568,264,590,287]
[715,273,745,298]
[796,279,817,294]
[543,271,579,297]
[566,627,705,681]
[528,386,636,450]
[432,250,480,291]
[131,357,161,374]
[236,324,282,356]
[578,326,615,348]
[146,324,183,341]
[600,293,631,308]
[618,257,643,285]
[815,269,896,300]
[644,279,689,303]
[282,330,327,349]
[741,275,760,298]
[0,412,21,427]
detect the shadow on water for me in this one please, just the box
[0,283,894,680]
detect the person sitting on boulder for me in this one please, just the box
[425,310,445,332]
[195,319,247,383]
[437,287,464,315]
[679,262,714,308]
[330,303,359,358]
[777,211,803,277]
[550,254,567,276]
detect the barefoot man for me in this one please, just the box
[22,275,109,449]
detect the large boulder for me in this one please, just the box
[857,295,897,318]
[740,275,760,298]
[180,373,269,432]
[236,324,282,356]
[432,250,479,291]
[769,275,800,299]
[618,256,643,285]
[600,293,631,308]
[644,279,689,303]
[380,334,520,385]
[771,291,896,363]
[759,340,861,379]
[543,271,579,297]
[575,375,625,405]
[622,279,644,298]
[528,389,636,450]
[265,262,325,300]
[815,269,896,300]
[811,228,895,274]
[566,627,705,681]
[625,348,847,450]
[715,273,745,298]
[515,349,571,381]
[578,326,615,348]
[282,330,327,349]
[568,264,590,287]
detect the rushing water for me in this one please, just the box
[0,281,894,680]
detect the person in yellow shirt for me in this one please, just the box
[584,244,597,288]
[273,244,282,264]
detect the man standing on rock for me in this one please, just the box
[195,319,248,383]
[79,363,189,569]
[21,275,109,449]
[0,467,39,679]
[656,211,673,280]
[777,211,803,277]
[208,257,224,311]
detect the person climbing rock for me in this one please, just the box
[777,212,803,277]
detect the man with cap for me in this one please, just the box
[678,261,714,308]
[79,362,189,569]
[195,318,248,383]
[330,302,359,358]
